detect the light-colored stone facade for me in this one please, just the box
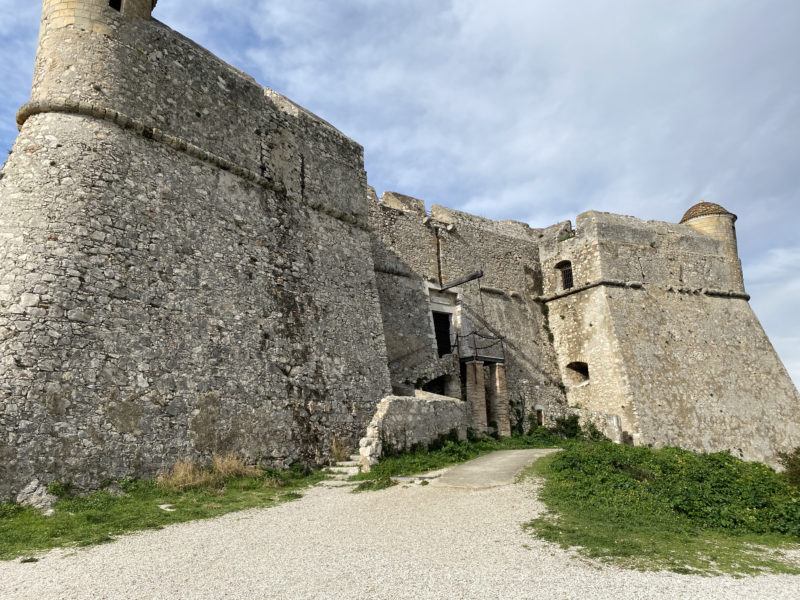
[0,2,798,499]
[539,211,800,464]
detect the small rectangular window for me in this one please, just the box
[555,260,574,290]
[109,0,122,11]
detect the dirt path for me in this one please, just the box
[1,453,798,599]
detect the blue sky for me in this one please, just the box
[1,1,798,386]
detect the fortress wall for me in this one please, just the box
[539,219,604,294]
[573,211,742,292]
[605,287,800,465]
[406,203,565,426]
[368,195,441,391]
[369,195,566,428]
[546,288,640,438]
[0,11,392,497]
[28,10,366,222]
[541,210,799,462]
[430,207,565,426]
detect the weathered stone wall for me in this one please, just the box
[0,4,391,499]
[541,211,800,464]
[608,288,800,464]
[358,391,470,470]
[428,205,566,427]
[369,191,442,393]
[369,193,566,430]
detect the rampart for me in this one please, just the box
[0,2,391,498]
[541,212,800,463]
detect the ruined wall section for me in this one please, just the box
[358,391,471,470]
[0,6,391,498]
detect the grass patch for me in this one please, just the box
[351,427,563,483]
[0,459,324,561]
[352,476,398,493]
[525,442,800,575]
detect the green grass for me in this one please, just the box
[352,476,399,493]
[351,427,563,483]
[0,463,325,561]
[525,442,800,576]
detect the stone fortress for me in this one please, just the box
[0,1,798,499]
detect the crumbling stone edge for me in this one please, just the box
[15,99,369,231]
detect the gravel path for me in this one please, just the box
[2,463,799,599]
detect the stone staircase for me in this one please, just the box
[318,454,361,488]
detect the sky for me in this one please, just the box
[0,1,798,386]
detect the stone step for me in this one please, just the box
[334,460,358,468]
[328,465,359,476]
[318,479,358,488]
[349,454,361,462]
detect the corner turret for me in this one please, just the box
[39,0,156,37]
[680,202,745,292]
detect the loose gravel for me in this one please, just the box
[1,473,799,599]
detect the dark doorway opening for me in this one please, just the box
[422,375,447,395]
[432,312,452,357]
[109,0,122,11]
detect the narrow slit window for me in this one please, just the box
[555,260,574,290]
[109,0,122,11]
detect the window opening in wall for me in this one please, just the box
[432,311,452,357]
[109,0,122,11]
[565,361,590,385]
[555,260,574,290]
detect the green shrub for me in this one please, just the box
[527,441,800,574]
[778,447,800,490]
[351,430,562,483]
[353,476,398,493]
[548,415,582,439]
[539,442,800,536]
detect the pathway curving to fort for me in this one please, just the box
[1,452,798,600]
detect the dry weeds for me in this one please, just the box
[158,453,259,492]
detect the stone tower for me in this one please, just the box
[680,202,745,293]
[0,0,392,500]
